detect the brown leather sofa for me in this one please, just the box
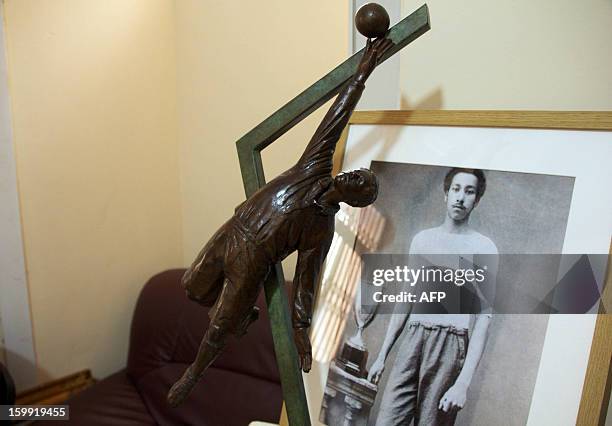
[57,269,282,425]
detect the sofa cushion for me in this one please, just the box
[127,269,189,380]
[135,363,282,426]
[126,269,283,424]
[57,370,153,425]
[127,269,280,384]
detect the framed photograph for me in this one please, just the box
[307,111,612,426]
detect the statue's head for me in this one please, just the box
[333,168,378,207]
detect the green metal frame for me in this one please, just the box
[235,5,430,425]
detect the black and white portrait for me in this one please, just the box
[319,161,575,426]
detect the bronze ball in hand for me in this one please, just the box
[355,3,390,39]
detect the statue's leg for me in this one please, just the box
[167,315,229,407]
[167,221,270,406]
[167,274,266,407]
[181,224,229,307]
[235,305,259,337]
[220,227,271,338]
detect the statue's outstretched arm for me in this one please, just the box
[297,38,393,173]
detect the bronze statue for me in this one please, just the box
[167,36,394,407]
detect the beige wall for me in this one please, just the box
[3,0,350,386]
[400,0,612,110]
[175,0,350,263]
[3,0,350,385]
[3,0,182,381]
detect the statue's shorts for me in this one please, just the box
[375,321,469,426]
[181,217,271,336]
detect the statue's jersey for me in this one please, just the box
[234,171,334,262]
[233,80,365,264]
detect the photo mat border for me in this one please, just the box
[330,110,612,426]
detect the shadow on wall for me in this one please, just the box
[400,88,444,110]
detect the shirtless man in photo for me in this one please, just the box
[368,168,499,426]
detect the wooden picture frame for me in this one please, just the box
[317,110,612,426]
